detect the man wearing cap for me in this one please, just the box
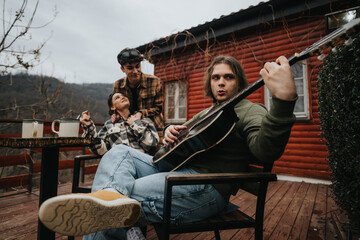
[113,48,164,130]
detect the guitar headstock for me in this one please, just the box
[291,18,360,64]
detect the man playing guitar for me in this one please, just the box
[39,55,297,239]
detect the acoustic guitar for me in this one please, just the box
[153,18,360,172]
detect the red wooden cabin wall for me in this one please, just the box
[153,15,330,180]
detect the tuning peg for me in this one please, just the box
[344,38,353,46]
[317,54,326,61]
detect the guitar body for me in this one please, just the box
[153,107,238,172]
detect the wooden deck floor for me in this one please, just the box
[0,180,352,240]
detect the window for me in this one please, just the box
[165,80,187,123]
[326,7,360,30]
[264,61,309,120]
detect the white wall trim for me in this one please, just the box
[276,174,331,185]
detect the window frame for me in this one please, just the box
[164,79,187,124]
[264,60,310,120]
[325,7,360,30]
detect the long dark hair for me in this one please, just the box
[107,92,130,115]
[204,56,248,102]
[107,93,115,116]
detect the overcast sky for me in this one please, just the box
[5,0,263,84]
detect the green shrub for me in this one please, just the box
[317,31,360,230]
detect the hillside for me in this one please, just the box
[0,74,113,123]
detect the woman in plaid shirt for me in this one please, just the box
[80,92,159,155]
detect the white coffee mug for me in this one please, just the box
[22,119,44,138]
[51,119,80,137]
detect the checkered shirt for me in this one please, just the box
[82,117,159,156]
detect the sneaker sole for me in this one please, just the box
[39,194,141,236]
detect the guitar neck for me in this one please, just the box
[155,18,360,165]
[187,18,360,131]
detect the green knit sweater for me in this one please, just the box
[185,97,296,201]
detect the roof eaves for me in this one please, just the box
[136,0,339,57]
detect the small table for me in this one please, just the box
[0,137,100,240]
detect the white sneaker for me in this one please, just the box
[127,227,146,240]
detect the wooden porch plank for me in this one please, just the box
[218,185,260,239]
[0,181,351,240]
[325,187,348,240]
[8,229,37,240]
[268,182,310,240]
[307,184,327,239]
[0,192,38,208]
[144,226,158,240]
[192,231,218,240]
[170,232,201,240]
[0,210,38,239]
[325,188,337,240]
[217,190,257,239]
[235,181,292,240]
[288,183,318,239]
[0,198,38,219]
[330,211,348,240]
[226,181,287,239]
[262,181,301,239]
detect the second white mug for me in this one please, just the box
[51,119,80,137]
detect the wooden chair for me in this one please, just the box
[71,154,100,193]
[152,160,277,240]
[70,155,276,240]
[68,154,100,240]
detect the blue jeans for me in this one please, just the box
[83,144,226,240]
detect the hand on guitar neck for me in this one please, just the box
[163,125,187,147]
[260,56,297,101]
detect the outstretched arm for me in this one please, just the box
[244,56,297,162]
[260,56,297,101]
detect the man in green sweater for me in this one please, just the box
[39,55,297,239]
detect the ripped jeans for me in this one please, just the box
[83,144,226,240]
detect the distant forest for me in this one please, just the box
[0,74,113,123]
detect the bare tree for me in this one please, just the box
[0,0,57,78]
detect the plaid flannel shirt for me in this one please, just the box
[82,117,159,156]
[113,73,165,130]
